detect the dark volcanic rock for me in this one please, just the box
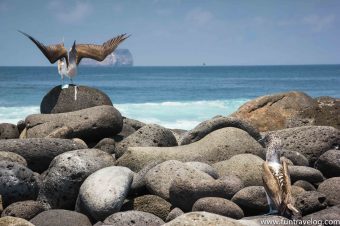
[293,180,316,191]
[302,205,340,226]
[25,105,123,142]
[231,186,268,216]
[116,124,178,158]
[294,191,327,215]
[317,177,340,206]
[192,197,244,219]
[114,117,146,142]
[30,209,92,226]
[40,85,112,114]
[288,166,324,183]
[185,162,219,179]
[1,200,47,220]
[0,123,19,139]
[169,175,244,212]
[0,161,39,207]
[121,195,172,221]
[94,138,116,154]
[103,210,164,226]
[0,151,27,167]
[180,116,262,145]
[281,149,309,166]
[315,149,340,178]
[165,208,184,222]
[37,149,115,209]
[0,138,86,173]
[268,126,340,165]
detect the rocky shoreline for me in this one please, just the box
[0,86,339,226]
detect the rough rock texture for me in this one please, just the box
[302,205,340,226]
[25,105,123,142]
[116,124,178,158]
[0,123,19,139]
[315,149,340,178]
[145,160,214,200]
[30,209,92,226]
[317,177,340,206]
[103,210,164,226]
[293,180,316,191]
[163,212,252,226]
[294,191,327,215]
[231,91,317,132]
[288,166,324,183]
[185,162,219,179]
[94,138,116,154]
[40,85,112,114]
[0,138,86,173]
[0,216,35,226]
[180,116,262,145]
[1,200,47,220]
[213,154,264,187]
[121,195,172,221]
[75,166,133,221]
[114,117,146,142]
[231,186,269,216]
[192,197,244,219]
[117,127,265,172]
[169,175,244,212]
[268,126,340,165]
[37,149,115,209]
[0,151,27,167]
[0,161,39,207]
[281,149,309,166]
[165,208,184,222]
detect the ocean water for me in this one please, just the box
[0,65,339,129]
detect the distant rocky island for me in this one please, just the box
[81,49,133,66]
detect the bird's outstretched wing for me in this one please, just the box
[18,30,68,65]
[262,161,282,208]
[75,34,129,65]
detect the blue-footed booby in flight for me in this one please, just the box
[19,30,129,88]
[261,134,301,219]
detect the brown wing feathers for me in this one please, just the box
[18,30,68,65]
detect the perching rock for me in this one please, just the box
[25,105,123,142]
[0,216,35,226]
[288,166,324,183]
[192,197,244,219]
[0,161,39,207]
[0,151,27,167]
[213,154,264,186]
[231,186,268,216]
[103,210,164,226]
[94,138,116,154]
[37,149,115,209]
[117,127,265,172]
[294,191,327,215]
[0,138,86,173]
[315,149,340,178]
[268,126,340,165]
[180,116,262,145]
[121,195,172,221]
[302,205,340,226]
[1,200,47,220]
[30,209,92,226]
[0,123,19,139]
[293,180,316,191]
[317,177,340,206]
[165,208,184,222]
[40,85,112,114]
[75,166,133,221]
[169,175,244,212]
[115,124,178,158]
[185,162,219,179]
[145,160,214,200]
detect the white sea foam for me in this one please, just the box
[0,99,248,130]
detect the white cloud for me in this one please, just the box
[48,0,92,24]
[186,8,214,26]
[303,14,335,32]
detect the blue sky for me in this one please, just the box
[0,0,339,66]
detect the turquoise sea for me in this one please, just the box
[0,65,339,129]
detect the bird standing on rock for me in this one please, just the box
[261,134,301,219]
[19,30,129,89]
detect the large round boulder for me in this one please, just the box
[1,200,47,220]
[75,166,133,221]
[0,123,19,139]
[40,85,112,114]
[0,151,27,167]
[294,191,327,215]
[288,166,324,183]
[30,209,92,226]
[317,177,340,206]
[0,216,34,226]
[0,138,86,173]
[315,149,340,178]
[37,149,115,209]
[103,210,164,226]
[0,161,39,207]
[25,105,123,143]
[302,205,340,225]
